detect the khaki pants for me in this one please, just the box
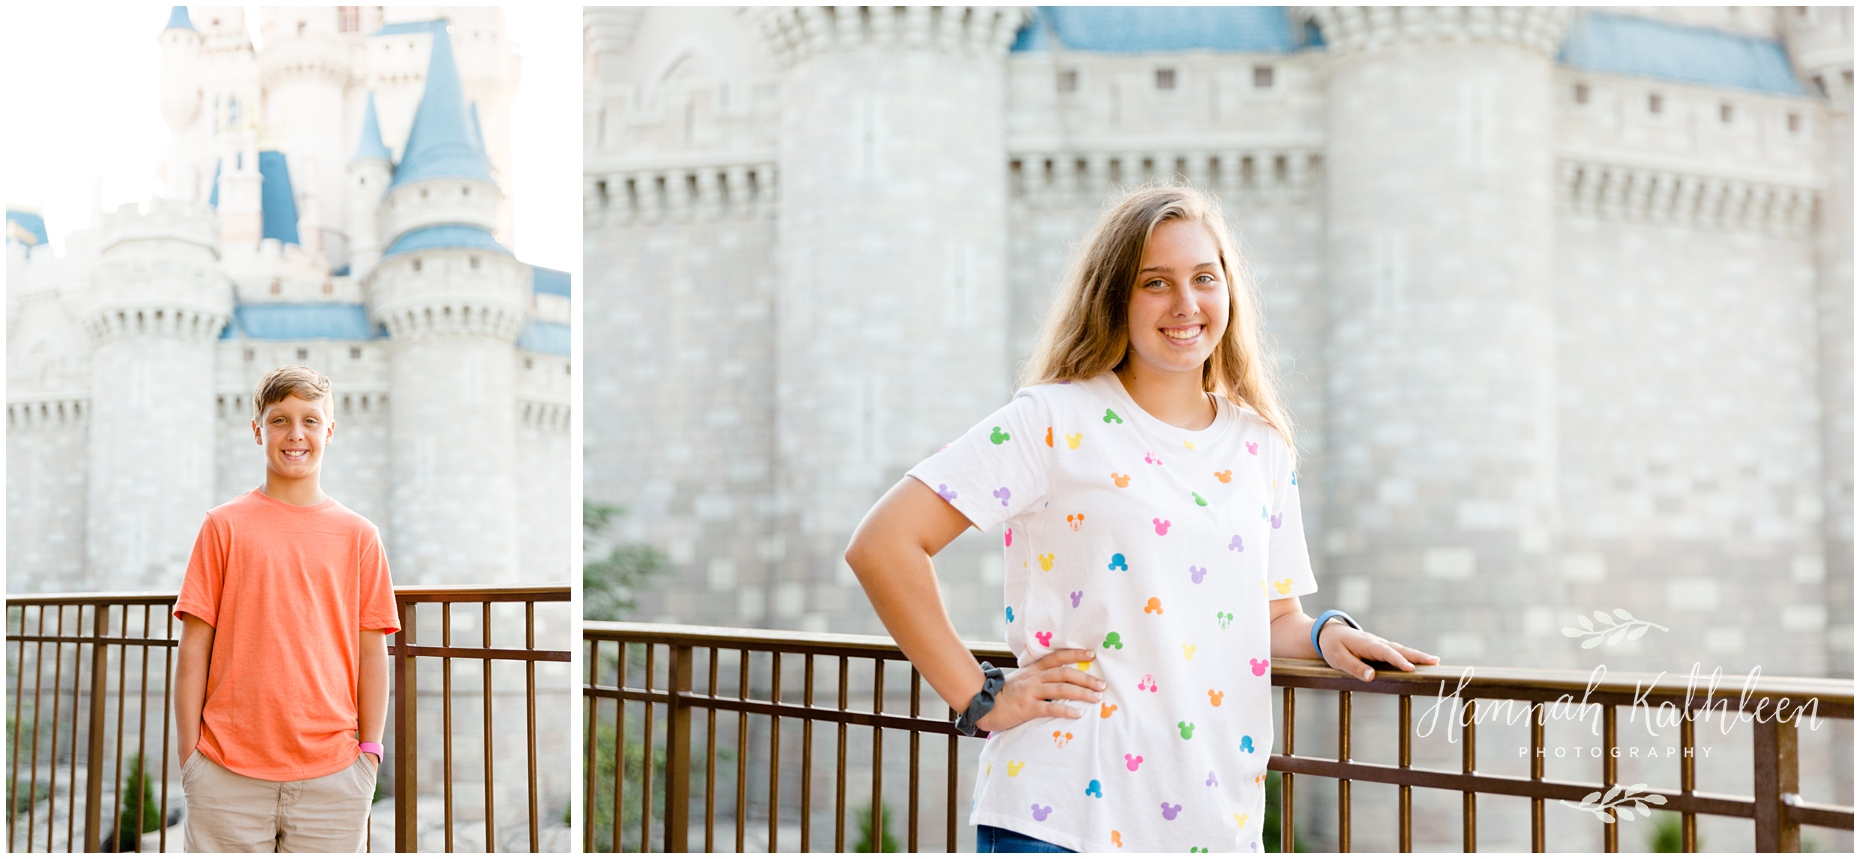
[182,752,376,853]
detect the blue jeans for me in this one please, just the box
[977,824,1074,853]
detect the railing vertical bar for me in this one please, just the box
[665,644,693,853]
[1753,711,1801,851]
[1680,713,1696,851]
[946,707,957,853]
[768,652,782,852]
[639,642,656,853]
[393,600,418,852]
[1602,704,1616,852]
[735,648,748,853]
[483,602,498,853]
[83,603,110,853]
[621,639,636,855]
[581,639,596,853]
[158,607,173,853]
[443,602,455,852]
[801,654,815,853]
[1461,697,1476,852]
[526,602,541,853]
[836,655,849,853]
[706,647,719,853]
[872,659,885,856]
[1398,694,1411,852]
[1338,689,1351,852]
[108,603,129,851]
[1530,700,1545,852]
[133,605,153,846]
[57,606,77,854]
[9,606,29,851]
[908,667,922,854]
[1280,686,1295,854]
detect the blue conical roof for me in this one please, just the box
[164,6,196,32]
[351,92,394,164]
[469,101,488,158]
[390,26,495,188]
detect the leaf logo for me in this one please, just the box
[1560,783,1667,822]
[1561,609,1669,649]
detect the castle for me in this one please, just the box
[7,6,571,593]
[583,5,1852,683]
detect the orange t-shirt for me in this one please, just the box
[174,489,400,781]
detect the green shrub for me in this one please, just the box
[852,801,900,853]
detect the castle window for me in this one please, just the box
[1574,83,1589,104]
[1155,68,1176,90]
[350,347,362,359]
[462,185,471,197]
[1788,112,1801,133]
[525,357,534,370]
[1720,103,1734,123]
[1253,65,1274,89]
[296,21,306,38]
[1813,75,1828,97]
[412,259,423,272]
[338,7,360,32]
[1647,93,1662,114]
[269,281,282,295]
[470,256,481,270]
[296,348,309,361]
[1057,69,1078,93]
[321,281,333,294]
[244,349,254,362]
[420,189,429,199]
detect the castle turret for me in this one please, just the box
[216,135,264,248]
[367,27,528,584]
[347,92,394,277]
[751,6,1028,628]
[71,201,232,590]
[159,7,204,201]
[1305,7,1572,662]
[257,7,349,266]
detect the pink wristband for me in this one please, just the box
[359,742,384,757]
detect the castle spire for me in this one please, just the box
[351,92,394,165]
[391,25,495,188]
[163,6,195,32]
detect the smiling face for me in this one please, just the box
[252,394,334,484]
[1123,218,1231,382]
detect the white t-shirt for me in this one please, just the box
[907,372,1315,853]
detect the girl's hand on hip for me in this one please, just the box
[973,648,1105,733]
[1319,624,1438,682]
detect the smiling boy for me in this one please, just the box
[173,366,400,852]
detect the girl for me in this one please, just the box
[845,185,1437,853]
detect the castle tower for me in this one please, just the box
[348,92,394,278]
[159,7,204,202]
[1305,7,1573,659]
[74,201,232,590]
[368,27,528,584]
[752,7,1028,626]
[258,7,350,263]
[216,134,264,249]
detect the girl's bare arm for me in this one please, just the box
[846,477,1104,731]
[1267,597,1438,681]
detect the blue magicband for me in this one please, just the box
[1310,609,1361,661]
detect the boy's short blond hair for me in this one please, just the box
[252,366,334,422]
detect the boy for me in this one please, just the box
[173,366,400,852]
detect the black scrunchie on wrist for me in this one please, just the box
[953,663,1006,737]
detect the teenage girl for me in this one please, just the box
[845,185,1438,853]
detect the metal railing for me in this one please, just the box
[582,621,1855,853]
[5,585,571,853]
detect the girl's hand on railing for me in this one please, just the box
[973,648,1106,733]
[1319,624,1439,682]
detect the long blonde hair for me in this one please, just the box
[1021,184,1297,465]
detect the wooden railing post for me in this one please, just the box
[663,645,693,853]
[1753,713,1801,852]
[393,602,418,852]
[82,604,110,853]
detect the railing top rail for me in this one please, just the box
[583,622,1855,711]
[6,583,571,607]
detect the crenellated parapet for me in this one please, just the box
[1780,6,1854,111]
[1010,148,1324,206]
[748,6,1029,67]
[7,397,88,430]
[257,28,351,89]
[74,201,231,346]
[1298,6,1572,57]
[370,251,529,342]
[381,179,502,244]
[586,161,778,225]
[1558,160,1820,236]
[583,7,646,79]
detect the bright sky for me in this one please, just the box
[0,5,580,283]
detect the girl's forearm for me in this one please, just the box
[1268,602,1322,660]
[848,537,986,713]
